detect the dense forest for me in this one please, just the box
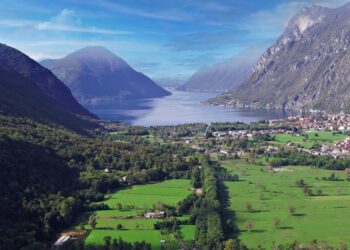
[269,150,350,170]
[0,114,198,249]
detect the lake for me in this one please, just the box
[88,89,292,126]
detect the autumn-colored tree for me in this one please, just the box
[89,215,97,229]
[273,217,280,228]
[223,239,235,250]
[339,242,348,250]
[288,205,296,215]
[259,192,264,200]
[244,220,254,232]
[245,202,253,212]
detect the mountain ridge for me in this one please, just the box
[0,43,97,132]
[206,3,350,113]
[0,43,94,117]
[178,54,256,92]
[41,47,171,106]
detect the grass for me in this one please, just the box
[102,179,191,209]
[180,225,196,241]
[85,230,164,248]
[78,179,194,249]
[222,158,350,248]
[82,218,160,230]
[141,134,165,144]
[275,131,346,148]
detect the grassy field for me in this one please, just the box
[77,179,194,249]
[85,230,163,246]
[275,131,346,148]
[103,179,191,209]
[222,159,350,248]
[180,225,196,241]
[141,134,165,144]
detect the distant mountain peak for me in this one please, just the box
[0,43,97,132]
[0,43,94,117]
[41,47,170,105]
[62,46,130,69]
[67,46,117,58]
[287,5,327,35]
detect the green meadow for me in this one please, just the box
[275,131,346,148]
[76,179,194,249]
[85,230,163,246]
[102,179,191,209]
[222,159,350,248]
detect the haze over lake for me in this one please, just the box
[89,89,291,126]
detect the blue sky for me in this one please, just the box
[0,0,348,80]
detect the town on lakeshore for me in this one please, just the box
[205,113,350,159]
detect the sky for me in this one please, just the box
[0,0,349,81]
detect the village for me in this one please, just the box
[197,113,350,159]
[269,112,350,132]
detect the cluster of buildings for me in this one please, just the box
[189,113,350,158]
[269,113,350,132]
[212,129,291,139]
[317,138,350,157]
[269,113,350,158]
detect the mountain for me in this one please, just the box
[207,3,350,113]
[0,43,97,132]
[178,54,256,92]
[41,47,171,106]
[155,77,184,88]
[0,43,93,117]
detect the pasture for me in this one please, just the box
[222,159,350,248]
[275,131,346,148]
[102,179,191,209]
[76,179,194,249]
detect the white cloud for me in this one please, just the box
[35,9,130,35]
[0,19,35,27]
[0,9,130,35]
[248,0,350,34]
[90,1,198,22]
[23,49,67,61]
[24,39,160,52]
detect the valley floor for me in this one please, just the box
[222,159,350,248]
[72,179,195,249]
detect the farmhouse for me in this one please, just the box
[267,146,279,152]
[144,211,165,218]
[54,235,71,248]
[220,149,230,155]
[212,131,227,137]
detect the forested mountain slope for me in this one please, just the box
[0,43,94,117]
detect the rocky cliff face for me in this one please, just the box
[42,47,171,106]
[208,3,350,113]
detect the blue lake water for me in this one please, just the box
[88,89,291,126]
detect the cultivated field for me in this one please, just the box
[275,131,346,148]
[222,159,350,248]
[75,179,194,249]
[102,179,191,209]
